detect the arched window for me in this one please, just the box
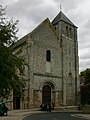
[69,73,72,84]
[54,27,57,30]
[66,26,68,36]
[46,50,51,62]
[69,28,72,38]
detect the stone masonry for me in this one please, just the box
[11,11,79,109]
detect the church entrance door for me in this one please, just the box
[42,85,51,104]
[13,89,20,109]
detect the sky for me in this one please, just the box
[1,0,90,73]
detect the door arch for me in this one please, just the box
[42,85,51,104]
[13,90,20,109]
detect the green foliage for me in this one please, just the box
[0,5,18,46]
[80,68,90,84]
[80,68,90,105]
[0,5,25,99]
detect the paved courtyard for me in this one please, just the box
[0,107,90,120]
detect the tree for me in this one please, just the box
[80,68,90,84]
[0,5,25,99]
[80,68,90,105]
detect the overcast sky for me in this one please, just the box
[1,0,90,73]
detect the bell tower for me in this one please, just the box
[52,11,79,105]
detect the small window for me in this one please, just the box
[46,50,51,62]
[69,28,72,38]
[54,27,56,30]
[66,26,68,36]
[69,63,71,67]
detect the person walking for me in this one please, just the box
[52,102,55,110]
[49,103,52,112]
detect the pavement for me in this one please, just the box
[0,107,90,120]
[71,114,90,120]
[0,109,43,120]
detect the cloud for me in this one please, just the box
[4,0,58,37]
[1,0,90,72]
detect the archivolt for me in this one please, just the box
[39,80,56,90]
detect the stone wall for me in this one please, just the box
[11,17,79,109]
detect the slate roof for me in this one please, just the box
[52,11,76,27]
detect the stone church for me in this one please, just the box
[11,10,79,109]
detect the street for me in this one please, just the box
[23,112,86,120]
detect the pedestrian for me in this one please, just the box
[44,103,47,111]
[52,102,55,110]
[40,103,44,111]
[49,103,52,112]
[47,103,49,112]
[78,104,81,111]
[40,103,42,110]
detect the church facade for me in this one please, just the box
[11,11,79,109]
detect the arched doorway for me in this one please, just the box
[13,89,20,109]
[42,85,51,104]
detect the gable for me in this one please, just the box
[11,18,59,50]
[29,18,59,48]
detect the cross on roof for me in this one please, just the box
[60,5,62,11]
